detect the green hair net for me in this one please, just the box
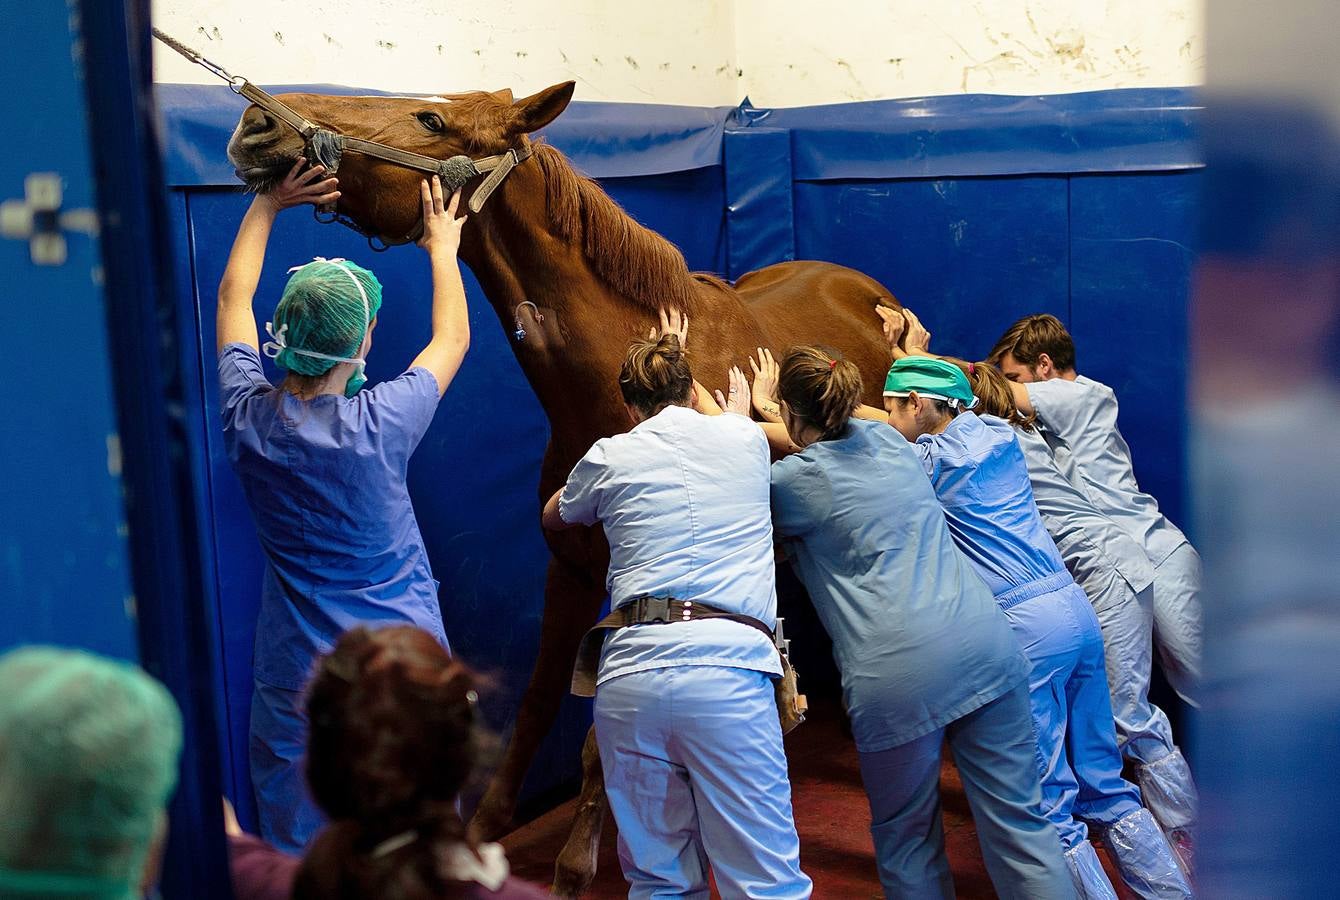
[262,257,384,396]
[0,646,182,898]
[883,356,978,410]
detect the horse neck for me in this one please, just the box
[458,160,653,447]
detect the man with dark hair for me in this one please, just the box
[990,312,1201,871]
[988,313,1077,378]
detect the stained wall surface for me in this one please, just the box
[152,0,1202,104]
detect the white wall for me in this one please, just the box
[735,0,1203,106]
[152,0,1203,106]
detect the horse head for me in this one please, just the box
[226,82,575,242]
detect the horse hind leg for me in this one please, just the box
[552,724,608,897]
[468,557,605,842]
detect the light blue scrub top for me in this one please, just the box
[771,419,1025,752]
[219,343,447,691]
[1026,376,1188,565]
[1016,426,1156,594]
[912,413,1068,600]
[559,405,780,687]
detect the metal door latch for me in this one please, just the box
[1,173,99,266]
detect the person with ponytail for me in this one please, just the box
[964,359,1199,870]
[541,309,811,900]
[767,347,1073,899]
[216,167,471,851]
[292,626,546,899]
[874,308,1191,900]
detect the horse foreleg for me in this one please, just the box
[469,558,605,842]
[552,724,607,897]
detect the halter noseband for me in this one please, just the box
[154,27,531,251]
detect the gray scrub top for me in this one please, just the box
[1026,376,1189,565]
[1016,426,1156,594]
[770,418,1026,753]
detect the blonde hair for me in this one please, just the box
[777,346,862,441]
[618,334,693,416]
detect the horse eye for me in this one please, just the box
[416,112,445,133]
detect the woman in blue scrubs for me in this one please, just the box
[216,166,470,852]
[878,346,1190,900]
[543,312,811,900]
[767,346,1072,900]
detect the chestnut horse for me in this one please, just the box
[228,81,900,894]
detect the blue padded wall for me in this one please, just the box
[159,84,1200,829]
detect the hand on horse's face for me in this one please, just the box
[259,157,340,212]
[417,176,467,255]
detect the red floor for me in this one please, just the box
[502,702,1132,897]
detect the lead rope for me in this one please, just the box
[151,28,526,252]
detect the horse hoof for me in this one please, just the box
[551,859,595,899]
[467,788,517,844]
[551,825,599,898]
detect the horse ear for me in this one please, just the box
[490,88,514,103]
[509,82,575,135]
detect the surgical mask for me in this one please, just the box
[262,257,372,397]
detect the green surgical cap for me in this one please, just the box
[883,356,976,408]
[0,646,182,898]
[266,257,384,377]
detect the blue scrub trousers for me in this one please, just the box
[594,665,812,900]
[857,683,1075,900]
[250,680,324,853]
[1002,578,1143,849]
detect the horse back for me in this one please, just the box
[733,261,901,406]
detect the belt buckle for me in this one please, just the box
[634,595,671,624]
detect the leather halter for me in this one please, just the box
[153,28,531,249]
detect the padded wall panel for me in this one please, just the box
[792,177,1071,359]
[1068,171,1202,527]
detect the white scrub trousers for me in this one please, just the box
[1085,567,1198,834]
[594,665,812,900]
[1150,542,1203,708]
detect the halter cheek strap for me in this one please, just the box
[262,258,371,376]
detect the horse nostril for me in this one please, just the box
[240,108,278,142]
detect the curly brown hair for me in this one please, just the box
[295,626,481,900]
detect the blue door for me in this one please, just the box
[0,2,231,895]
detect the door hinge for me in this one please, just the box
[1,173,99,266]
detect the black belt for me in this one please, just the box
[569,595,776,697]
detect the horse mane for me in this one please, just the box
[532,143,723,311]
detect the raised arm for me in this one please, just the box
[217,158,339,352]
[408,177,471,398]
[748,348,784,423]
